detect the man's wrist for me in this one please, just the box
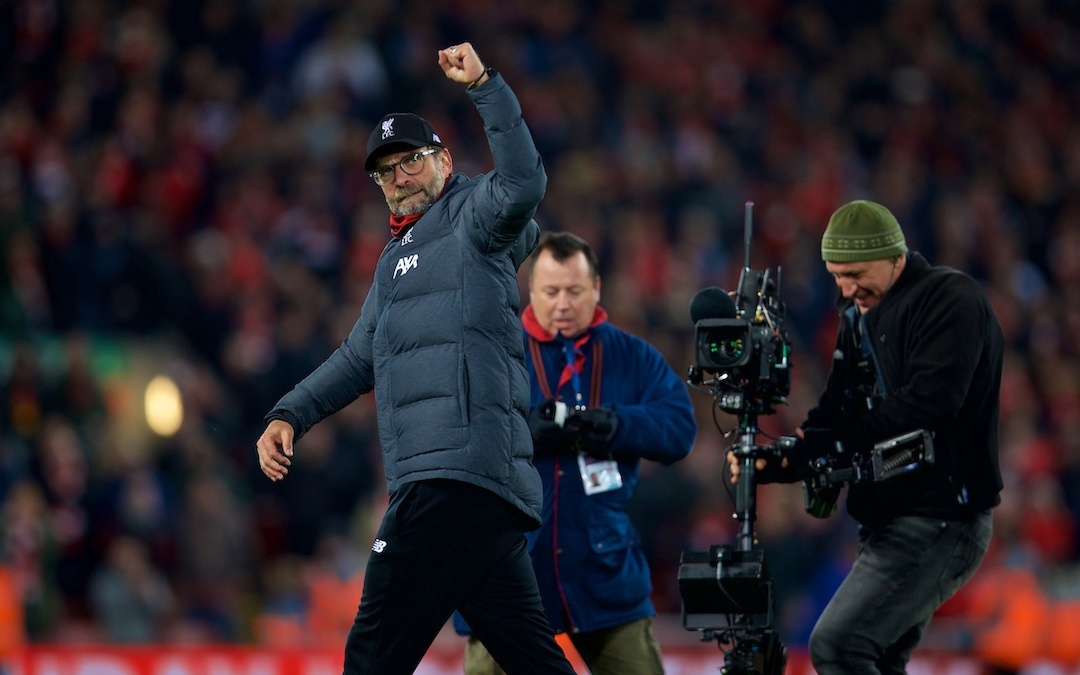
[467,66,496,90]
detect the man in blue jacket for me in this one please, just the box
[255,43,575,675]
[460,232,697,675]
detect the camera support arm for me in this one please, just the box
[674,407,787,674]
[677,203,789,673]
[732,413,765,553]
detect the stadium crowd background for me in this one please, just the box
[1,0,1079,665]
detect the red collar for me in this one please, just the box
[389,213,422,238]
[522,305,608,341]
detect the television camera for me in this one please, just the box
[678,203,791,675]
[686,276,790,417]
[677,206,940,675]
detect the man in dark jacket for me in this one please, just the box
[255,43,575,675]
[731,200,1004,674]
[460,232,697,674]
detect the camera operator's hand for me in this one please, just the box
[528,399,573,454]
[727,428,816,485]
[731,427,845,484]
[564,407,619,455]
[728,451,796,485]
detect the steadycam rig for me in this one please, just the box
[679,203,789,675]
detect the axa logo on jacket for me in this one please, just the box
[394,254,419,278]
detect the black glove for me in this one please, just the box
[527,399,573,454]
[563,407,619,455]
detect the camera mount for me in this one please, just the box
[802,428,935,518]
[677,411,788,675]
[679,203,788,674]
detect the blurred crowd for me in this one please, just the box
[1,0,1079,658]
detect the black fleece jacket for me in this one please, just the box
[804,252,1004,524]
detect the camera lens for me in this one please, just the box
[697,321,752,369]
[708,336,744,361]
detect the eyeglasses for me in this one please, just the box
[369,148,439,186]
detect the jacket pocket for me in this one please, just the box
[584,520,651,610]
[459,353,470,425]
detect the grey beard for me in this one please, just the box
[387,172,446,216]
[389,192,436,216]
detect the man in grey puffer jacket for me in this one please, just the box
[255,42,575,675]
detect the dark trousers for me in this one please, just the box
[343,479,575,675]
[809,512,993,674]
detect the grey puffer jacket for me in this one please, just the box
[265,74,547,527]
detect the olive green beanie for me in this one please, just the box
[821,200,908,262]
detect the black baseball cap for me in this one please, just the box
[364,113,445,170]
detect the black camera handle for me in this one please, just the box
[721,409,789,675]
[731,410,768,552]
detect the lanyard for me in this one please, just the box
[561,337,586,410]
[846,306,888,398]
[528,336,603,409]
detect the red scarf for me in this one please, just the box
[389,213,422,238]
[521,305,608,342]
[521,305,609,393]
